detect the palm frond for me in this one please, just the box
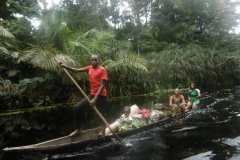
[90,31,114,56]
[0,46,9,56]
[19,45,77,72]
[0,26,15,38]
[7,70,20,77]
[104,52,148,73]
[69,41,91,55]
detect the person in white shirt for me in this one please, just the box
[117,106,133,131]
[118,106,133,124]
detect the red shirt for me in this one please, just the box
[84,66,108,96]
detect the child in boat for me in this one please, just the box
[104,105,138,136]
[118,106,133,131]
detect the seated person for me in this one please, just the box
[105,105,136,136]
[117,106,133,131]
[185,82,201,112]
[169,88,186,113]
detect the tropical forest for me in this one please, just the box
[1,0,240,159]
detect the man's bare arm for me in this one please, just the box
[58,62,85,73]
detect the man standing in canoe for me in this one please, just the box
[58,54,108,137]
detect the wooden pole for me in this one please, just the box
[62,68,122,143]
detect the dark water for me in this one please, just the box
[2,86,240,160]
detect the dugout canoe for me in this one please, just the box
[3,107,195,155]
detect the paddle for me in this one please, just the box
[62,68,123,144]
[200,92,208,96]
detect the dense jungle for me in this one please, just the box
[1,0,240,159]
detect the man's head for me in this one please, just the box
[90,54,99,68]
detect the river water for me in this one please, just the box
[2,86,240,160]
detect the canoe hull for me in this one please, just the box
[3,108,194,154]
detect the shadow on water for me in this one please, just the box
[2,86,240,160]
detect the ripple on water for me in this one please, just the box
[183,151,215,160]
[222,136,240,147]
[171,126,198,133]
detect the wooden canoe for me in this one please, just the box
[3,108,195,155]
